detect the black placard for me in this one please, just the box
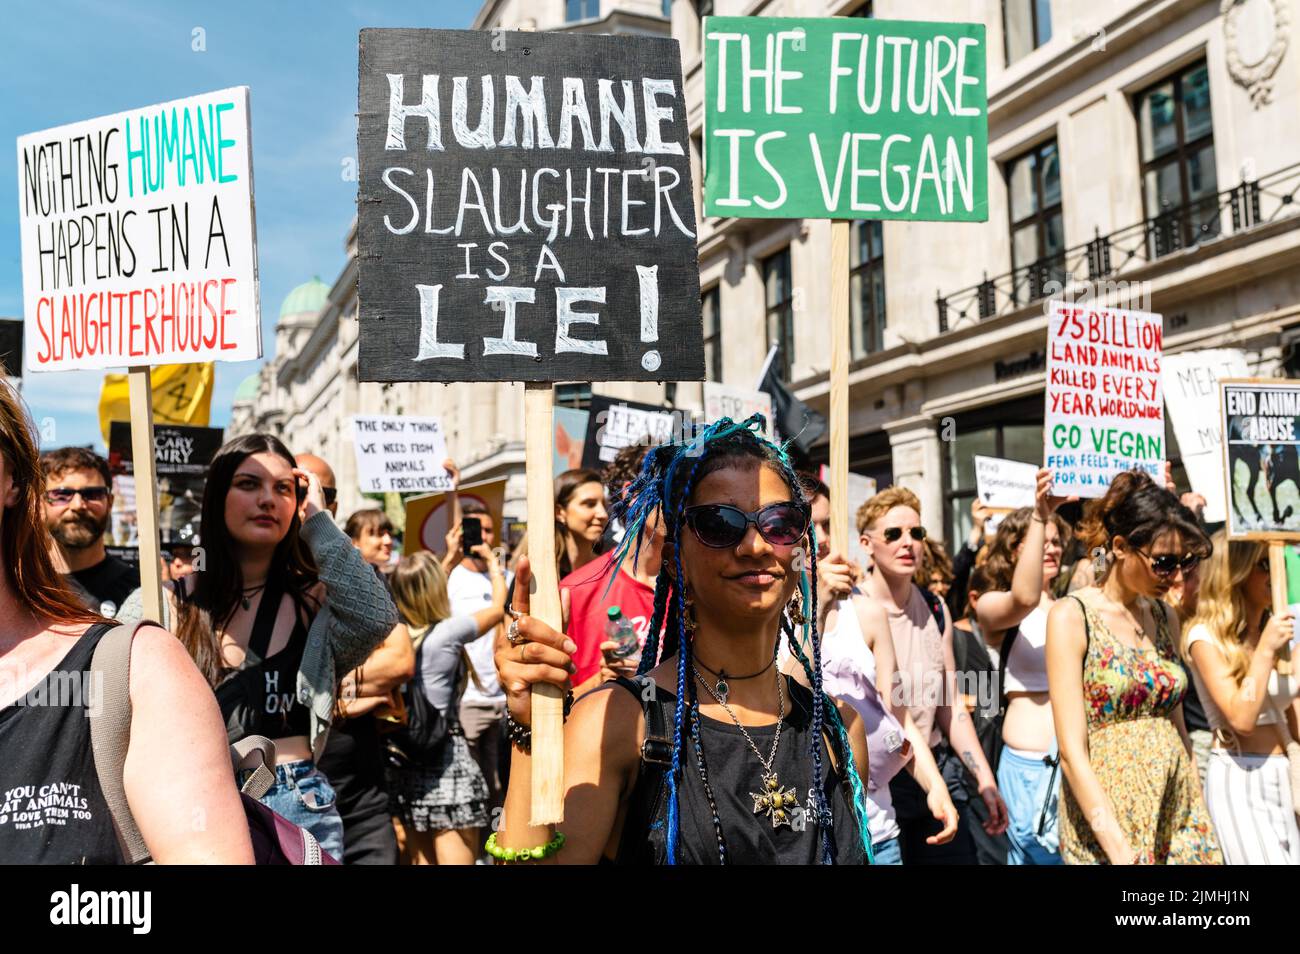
[0,319,22,377]
[108,421,225,548]
[357,28,703,383]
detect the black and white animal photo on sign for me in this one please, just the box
[1221,379,1300,539]
[356,28,703,384]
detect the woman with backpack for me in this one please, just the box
[1184,531,1299,864]
[973,470,1072,864]
[0,378,252,863]
[387,548,507,864]
[491,417,874,864]
[120,434,398,861]
[1046,471,1220,864]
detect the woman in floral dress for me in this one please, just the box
[1046,471,1221,865]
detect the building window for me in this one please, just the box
[763,248,795,381]
[555,383,592,409]
[942,397,1044,545]
[1005,139,1065,304]
[1003,0,1052,64]
[1136,61,1218,256]
[850,220,885,357]
[702,285,722,382]
[849,1,874,15]
[695,0,713,18]
[567,0,599,21]
[662,0,672,15]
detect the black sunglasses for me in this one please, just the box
[1134,548,1200,579]
[45,486,110,506]
[683,502,809,549]
[876,526,926,544]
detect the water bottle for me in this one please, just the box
[604,606,640,660]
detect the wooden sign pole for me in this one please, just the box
[127,367,165,624]
[1269,541,1294,676]
[523,381,565,824]
[828,220,850,558]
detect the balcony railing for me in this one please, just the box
[935,161,1300,333]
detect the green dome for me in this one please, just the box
[279,276,330,319]
[233,372,261,403]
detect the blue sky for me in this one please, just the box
[2,0,482,451]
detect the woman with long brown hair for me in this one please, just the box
[0,376,251,863]
[1045,471,1220,864]
[120,433,398,859]
[555,468,608,578]
[973,469,1072,864]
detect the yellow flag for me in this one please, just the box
[98,363,215,443]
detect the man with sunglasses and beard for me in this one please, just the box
[41,447,139,617]
[859,486,1009,864]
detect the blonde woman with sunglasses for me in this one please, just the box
[1185,531,1299,864]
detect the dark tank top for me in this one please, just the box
[0,623,123,864]
[189,574,313,743]
[609,674,868,865]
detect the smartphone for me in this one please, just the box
[462,517,483,556]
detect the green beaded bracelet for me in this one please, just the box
[484,830,566,862]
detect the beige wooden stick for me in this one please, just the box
[1270,541,1293,675]
[828,220,851,558]
[127,367,165,624]
[523,381,565,824]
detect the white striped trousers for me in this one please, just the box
[1205,749,1300,865]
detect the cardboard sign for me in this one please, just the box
[1162,349,1249,524]
[353,414,452,494]
[704,381,773,437]
[17,88,261,372]
[974,455,1036,510]
[703,17,988,221]
[1221,379,1300,539]
[580,395,678,471]
[404,477,508,555]
[1044,302,1164,497]
[356,28,703,383]
[554,406,590,477]
[107,421,223,551]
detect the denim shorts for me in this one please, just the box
[872,836,903,866]
[996,744,1062,866]
[243,759,345,863]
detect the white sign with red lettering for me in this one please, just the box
[17,87,260,372]
[1044,301,1164,498]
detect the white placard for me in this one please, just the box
[18,87,260,372]
[974,455,1037,510]
[352,415,452,494]
[1044,301,1164,497]
[1163,349,1249,523]
[704,382,773,438]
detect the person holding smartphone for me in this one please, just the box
[445,498,511,815]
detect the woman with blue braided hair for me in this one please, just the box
[489,415,874,864]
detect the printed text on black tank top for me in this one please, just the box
[264,670,294,715]
[0,781,94,832]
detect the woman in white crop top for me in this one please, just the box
[973,469,1074,865]
[1184,531,1299,864]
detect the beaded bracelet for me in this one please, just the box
[505,690,575,753]
[485,830,566,862]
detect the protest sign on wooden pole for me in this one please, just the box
[356,28,704,824]
[128,368,164,622]
[702,16,988,551]
[829,221,850,556]
[1220,378,1300,674]
[17,87,261,624]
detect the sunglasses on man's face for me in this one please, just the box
[1134,548,1201,579]
[683,502,809,549]
[876,526,926,544]
[45,486,109,507]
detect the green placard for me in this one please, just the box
[703,16,988,221]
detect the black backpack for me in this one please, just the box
[386,628,454,766]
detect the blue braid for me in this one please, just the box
[636,573,673,677]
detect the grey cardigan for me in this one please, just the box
[117,510,399,758]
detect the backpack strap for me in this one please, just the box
[89,621,156,865]
[230,736,279,799]
[918,585,947,632]
[608,675,674,865]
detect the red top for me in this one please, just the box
[561,551,657,688]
